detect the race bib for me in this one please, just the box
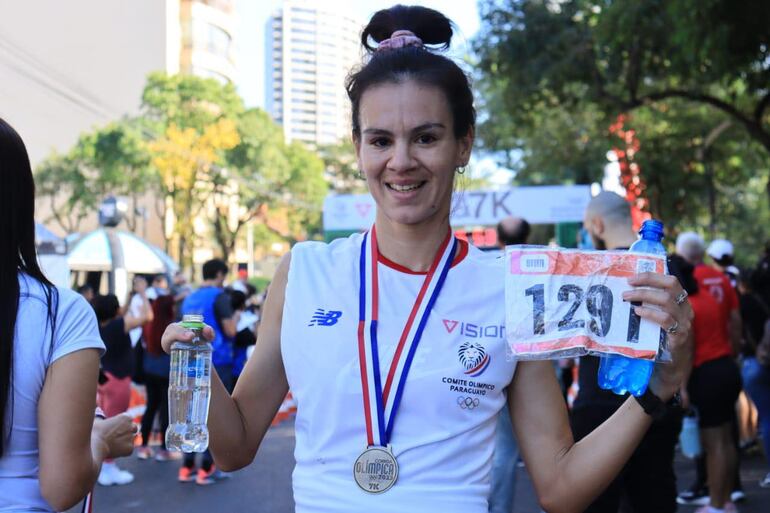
[505,246,667,361]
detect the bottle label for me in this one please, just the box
[505,247,666,361]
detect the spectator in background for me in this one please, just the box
[488,216,530,513]
[572,191,682,513]
[137,274,177,462]
[708,239,740,287]
[746,319,770,488]
[231,268,250,294]
[77,283,95,304]
[229,289,258,383]
[179,259,239,485]
[736,270,767,450]
[670,254,742,513]
[676,233,745,506]
[127,276,149,348]
[170,271,192,321]
[92,293,151,486]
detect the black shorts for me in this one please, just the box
[688,356,742,428]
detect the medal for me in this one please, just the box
[354,226,457,494]
[353,445,399,494]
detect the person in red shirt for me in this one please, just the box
[677,232,742,354]
[670,251,742,513]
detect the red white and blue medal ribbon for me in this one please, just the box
[357,225,457,448]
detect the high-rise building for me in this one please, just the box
[266,0,362,145]
[0,0,237,167]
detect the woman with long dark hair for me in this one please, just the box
[162,6,693,512]
[0,118,135,511]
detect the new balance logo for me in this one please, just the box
[308,309,342,326]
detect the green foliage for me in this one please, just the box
[473,0,770,259]
[317,140,367,194]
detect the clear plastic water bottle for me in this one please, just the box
[598,219,666,397]
[166,314,212,452]
[679,410,702,458]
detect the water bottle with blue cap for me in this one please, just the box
[598,219,666,396]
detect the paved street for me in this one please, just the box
[69,420,770,513]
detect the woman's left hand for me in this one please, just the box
[622,272,694,401]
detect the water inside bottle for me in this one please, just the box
[166,342,211,452]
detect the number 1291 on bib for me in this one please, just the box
[504,247,667,361]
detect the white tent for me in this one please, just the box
[68,229,178,304]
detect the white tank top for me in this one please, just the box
[281,232,516,513]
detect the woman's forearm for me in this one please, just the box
[547,398,652,513]
[206,368,256,470]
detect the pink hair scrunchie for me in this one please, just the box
[376,29,423,51]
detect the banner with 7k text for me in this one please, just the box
[505,247,667,361]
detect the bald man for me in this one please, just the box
[573,192,682,513]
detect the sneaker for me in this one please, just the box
[112,468,134,485]
[760,472,770,488]
[212,469,231,480]
[196,466,216,486]
[178,466,196,483]
[97,463,134,486]
[730,490,746,503]
[136,446,153,460]
[154,450,178,462]
[677,486,710,506]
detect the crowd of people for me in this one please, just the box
[77,263,263,488]
[0,4,766,513]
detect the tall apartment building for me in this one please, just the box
[0,0,237,167]
[266,1,362,145]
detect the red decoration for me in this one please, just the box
[609,114,651,230]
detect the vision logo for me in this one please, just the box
[458,340,491,377]
[443,319,504,339]
[308,309,342,326]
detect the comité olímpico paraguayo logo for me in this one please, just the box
[443,319,503,378]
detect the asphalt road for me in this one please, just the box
[68,420,770,513]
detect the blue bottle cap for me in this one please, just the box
[638,219,664,241]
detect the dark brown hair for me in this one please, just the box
[346,5,475,139]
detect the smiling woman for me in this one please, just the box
[160,5,694,513]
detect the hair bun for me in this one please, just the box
[361,5,453,52]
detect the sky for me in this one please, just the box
[233,0,481,109]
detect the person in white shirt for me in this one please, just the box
[161,6,694,512]
[0,117,135,512]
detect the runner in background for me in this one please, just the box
[92,292,151,486]
[676,233,745,507]
[178,259,239,485]
[137,274,177,462]
[670,253,742,513]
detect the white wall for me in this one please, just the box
[0,0,177,166]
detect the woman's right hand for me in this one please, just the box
[92,414,136,459]
[160,322,215,354]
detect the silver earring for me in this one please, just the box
[456,166,466,175]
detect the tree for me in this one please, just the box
[35,153,95,234]
[212,109,328,260]
[317,140,367,194]
[148,118,240,268]
[474,0,770,176]
[141,73,243,268]
[72,121,153,231]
